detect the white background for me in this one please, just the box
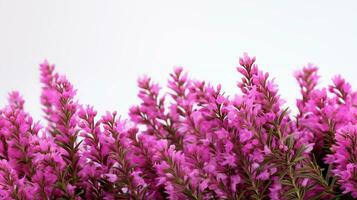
[0,1,356,121]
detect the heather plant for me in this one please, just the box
[0,54,356,199]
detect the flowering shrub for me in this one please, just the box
[0,54,356,199]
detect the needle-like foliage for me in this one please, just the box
[0,54,356,199]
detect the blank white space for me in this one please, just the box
[0,1,356,121]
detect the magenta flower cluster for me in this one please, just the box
[0,54,356,199]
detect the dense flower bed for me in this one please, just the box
[0,54,356,199]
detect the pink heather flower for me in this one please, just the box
[130,73,184,151]
[326,124,357,198]
[330,75,352,102]
[0,160,34,200]
[230,175,241,193]
[294,63,319,107]
[269,177,283,200]
[78,106,113,199]
[105,173,118,183]
[153,142,203,199]
[131,170,146,187]
[30,126,67,198]
[0,91,39,180]
[40,61,85,198]
[66,184,76,196]
[295,63,357,173]
[8,91,25,110]
[239,129,253,142]
[0,54,354,199]
[100,111,148,198]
